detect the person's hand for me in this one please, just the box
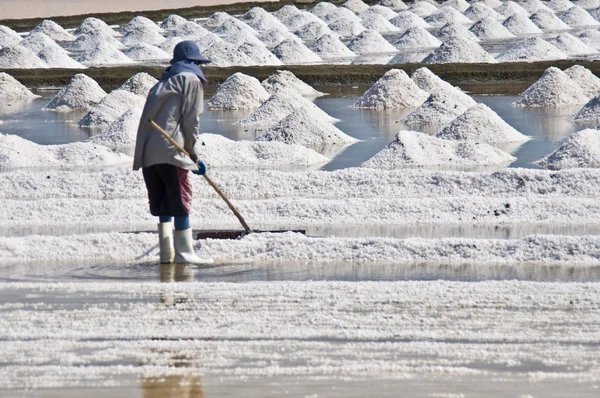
[192,160,207,175]
[189,153,198,164]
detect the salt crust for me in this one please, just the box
[0,73,40,100]
[77,42,134,66]
[0,46,47,69]
[347,29,398,54]
[401,92,475,125]
[496,1,531,18]
[343,0,370,14]
[123,43,170,61]
[436,103,530,145]
[502,13,544,35]
[469,17,515,40]
[38,46,86,69]
[0,25,23,47]
[547,33,598,56]
[573,94,600,123]
[121,27,166,47]
[294,21,338,41]
[73,17,118,37]
[238,42,283,66]
[577,0,600,9]
[496,37,568,62]
[547,0,576,11]
[118,72,158,98]
[362,130,515,168]
[192,133,329,169]
[120,16,161,36]
[389,11,432,31]
[423,37,496,64]
[240,7,288,32]
[0,134,131,170]
[513,67,589,107]
[259,29,296,46]
[32,20,76,42]
[411,67,474,106]
[78,89,146,128]
[310,33,355,58]
[393,26,442,48]
[88,107,143,151]
[564,65,600,99]
[360,12,401,33]
[425,6,473,27]
[200,12,235,30]
[321,7,363,25]
[441,0,471,13]
[43,74,106,112]
[310,2,339,18]
[271,38,322,63]
[362,5,399,20]
[530,9,573,31]
[379,0,409,12]
[282,11,326,30]
[327,18,367,38]
[206,72,270,111]
[354,69,429,109]
[159,14,188,31]
[536,128,600,169]
[435,21,481,42]
[578,29,600,50]
[560,5,600,27]
[463,3,505,22]
[165,21,210,39]
[261,70,326,98]
[409,1,439,18]
[203,40,255,67]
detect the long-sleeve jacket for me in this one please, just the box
[133,71,203,171]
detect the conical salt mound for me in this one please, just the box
[89,106,143,151]
[262,70,326,98]
[200,12,235,30]
[166,21,210,39]
[513,67,589,107]
[411,67,475,106]
[464,3,505,22]
[327,18,367,38]
[206,72,270,111]
[560,6,600,27]
[246,8,299,31]
[476,0,504,9]
[0,46,47,69]
[310,33,355,58]
[343,0,370,14]
[44,74,106,112]
[120,16,161,35]
[578,30,600,50]
[282,11,324,30]
[38,46,86,69]
[469,17,515,40]
[520,0,554,14]
[362,130,515,168]
[536,129,600,169]
[322,7,363,25]
[497,2,530,18]
[74,17,118,37]
[0,25,23,47]
[564,65,600,99]
[547,33,598,56]
[393,26,442,49]
[547,0,575,12]
[423,37,496,64]
[69,33,125,52]
[573,94,600,124]
[530,9,572,30]
[238,42,283,66]
[347,30,398,54]
[435,103,530,145]
[259,28,295,47]
[402,92,475,125]
[380,0,409,11]
[496,37,568,62]
[294,21,337,41]
[32,20,76,41]
[310,2,339,17]
[409,1,439,18]
[0,72,40,100]
[354,69,429,109]
[435,21,480,42]
[123,43,171,61]
[272,38,322,63]
[203,41,255,67]
[118,72,158,97]
[77,42,134,66]
[442,0,470,13]
[363,5,399,20]
[576,0,600,9]
[121,27,166,47]
[425,6,473,27]
[21,32,65,54]
[360,13,400,34]
[159,14,188,30]
[503,13,544,35]
[213,19,261,46]
[389,11,432,31]
[78,90,146,128]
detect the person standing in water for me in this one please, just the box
[133,40,212,265]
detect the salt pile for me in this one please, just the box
[469,17,515,40]
[74,17,118,37]
[496,37,568,62]
[121,27,166,47]
[43,74,106,112]
[158,36,186,54]
[78,90,145,128]
[425,6,473,27]
[322,8,363,25]
[118,72,158,97]
[310,33,355,58]
[206,72,270,111]
[213,19,262,46]
[547,0,575,11]
[536,128,600,169]
[0,46,47,69]
[401,92,475,125]
[502,13,544,35]
[261,70,326,98]
[0,134,131,170]
[353,69,429,109]
[360,13,400,33]
[273,5,303,22]
[77,43,134,66]
[389,11,432,31]
[380,0,409,12]
[347,30,398,54]
[88,106,143,151]
[69,33,124,52]
[477,0,504,8]
[294,22,337,41]
[310,2,339,18]
[159,14,188,31]
[393,27,442,49]
[120,16,161,35]
[441,0,470,13]
[327,18,367,38]
[200,12,235,30]
[561,6,600,27]
[238,42,283,66]
[572,94,600,123]
[240,7,288,32]
[463,3,505,22]
[411,67,475,106]
[576,0,600,9]
[123,43,170,61]
[547,33,598,56]
[282,11,325,31]
[343,0,370,14]
[38,47,86,69]
[166,21,211,39]
[578,30,600,50]
[0,25,23,47]
[513,67,589,107]
[272,38,322,63]
[202,41,255,67]
[519,0,553,14]
[530,9,573,30]
[0,72,40,100]
[435,103,530,145]
[259,29,296,46]
[409,1,439,18]
[423,37,496,64]
[31,20,76,42]
[363,5,399,20]
[195,32,223,51]
[21,32,64,54]
[192,133,329,169]
[496,1,531,18]
[362,130,515,168]
[435,21,480,42]
[564,65,600,99]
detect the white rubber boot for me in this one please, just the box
[158,222,174,264]
[173,228,214,265]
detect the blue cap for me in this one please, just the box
[171,40,211,65]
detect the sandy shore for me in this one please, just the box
[1,0,277,19]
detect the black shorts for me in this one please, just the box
[142,164,192,217]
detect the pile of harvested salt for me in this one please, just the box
[193,133,329,169]
[547,0,575,12]
[31,20,76,42]
[294,21,337,41]
[123,43,170,61]
[469,17,515,40]
[213,19,262,46]
[165,21,210,39]
[343,0,370,14]
[159,14,188,31]
[425,6,473,27]
[327,18,367,38]
[78,90,146,128]
[360,12,400,33]
[347,30,398,54]
[195,32,223,51]
[362,5,399,20]
[282,11,325,30]
[362,130,515,168]
[158,36,186,54]
[435,103,530,145]
[273,5,303,22]
[409,1,439,18]
[38,47,86,69]
[21,32,64,54]
[560,5,600,27]
[321,7,363,25]
[423,37,496,64]
[547,33,598,56]
[573,94,600,123]
[74,17,118,37]
[442,0,470,12]
[354,69,429,109]
[435,21,480,42]
[536,128,600,169]
[520,0,554,14]
[393,26,442,49]
[0,25,23,47]
[513,67,589,107]
[463,3,505,22]
[389,11,432,31]
[238,42,283,66]
[118,72,158,97]
[0,46,47,69]
[77,43,134,66]
[502,13,544,35]
[310,33,355,58]
[121,26,166,47]
[496,37,568,62]
[578,30,600,50]
[496,1,531,18]
[200,12,234,30]
[88,106,143,152]
[272,38,322,63]
[259,29,296,46]
[120,16,161,35]
[401,91,475,125]
[0,134,131,170]
[530,9,572,31]
[262,70,326,97]
[203,41,255,67]
[380,0,409,12]
[43,74,106,112]
[310,2,339,18]
[576,0,600,9]
[69,32,124,52]
[0,72,40,100]
[564,65,600,99]
[477,0,505,8]
[411,67,474,106]
[206,72,270,110]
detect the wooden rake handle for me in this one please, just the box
[148,119,252,234]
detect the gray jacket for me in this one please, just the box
[133,72,203,171]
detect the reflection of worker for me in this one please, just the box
[142,375,204,398]
[133,41,212,265]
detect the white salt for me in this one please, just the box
[43,73,106,112]
[547,33,598,56]
[362,130,515,168]
[441,0,470,13]
[78,89,145,128]
[31,20,76,42]
[158,36,185,54]
[212,19,262,46]
[435,103,530,145]
[202,40,255,67]
[123,43,171,61]
[310,2,339,18]
[576,0,600,9]
[380,0,409,12]
[360,13,400,33]
[327,18,367,38]
[402,91,475,125]
[561,5,600,27]
[536,128,600,169]
[573,94,600,123]
[547,0,576,12]
[578,29,600,50]
[475,0,504,9]
[411,67,475,106]
[425,6,473,27]
[21,32,63,54]
[159,14,188,31]
[590,7,600,21]
[118,72,158,97]
[0,25,22,47]
[354,69,429,109]
[238,41,283,66]
[206,72,270,111]
[121,27,166,46]
[74,17,118,37]
[195,32,223,51]
[343,0,370,14]
[409,1,439,18]
[69,33,125,52]
[423,37,496,63]
[77,43,134,66]
[282,11,326,30]
[502,13,544,35]
[496,1,531,18]
[0,46,47,69]
[321,8,363,25]
[294,21,338,41]
[469,17,515,40]
[88,106,143,151]
[272,38,322,63]
[0,72,40,100]
[564,65,600,99]
[240,7,288,32]
[200,12,235,30]
[310,33,355,58]
[389,11,432,31]
[273,5,303,22]
[496,37,569,62]
[513,66,590,107]
[259,29,296,46]
[347,29,398,54]
[262,70,326,98]
[165,21,211,39]
[361,5,399,20]
[120,16,161,35]
[530,9,573,30]
[464,3,505,22]
[435,21,481,42]
[393,26,442,49]
[38,46,86,69]
[520,0,554,14]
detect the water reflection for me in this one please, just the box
[141,376,204,398]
